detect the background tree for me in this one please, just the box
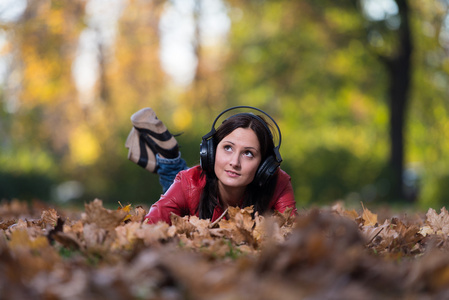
[360,0,413,201]
[0,0,86,200]
[1,0,449,209]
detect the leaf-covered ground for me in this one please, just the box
[2,199,449,299]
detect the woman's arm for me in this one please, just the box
[144,166,204,225]
[144,173,188,224]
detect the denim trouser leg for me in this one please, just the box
[156,153,188,193]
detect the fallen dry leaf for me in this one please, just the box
[332,201,359,220]
[425,207,449,235]
[41,208,58,227]
[170,213,197,237]
[82,198,128,229]
[3,199,449,299]
[361,203,378,226]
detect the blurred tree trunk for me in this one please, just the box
[190,0,227,112]
[383,0,412,201]
[97,32,110,104]
[110,0,167,116]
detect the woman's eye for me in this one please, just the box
[224,145,232,152]
[244,151,254,158]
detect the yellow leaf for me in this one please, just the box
[9,229,49,250]
[361,203,378,227]
[419,225,434,236]
[118,202,132,222]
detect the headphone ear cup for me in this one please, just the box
[200,138,215,173]
[254,155,280,186]
[199,140,207,171]
[206,139,215,173]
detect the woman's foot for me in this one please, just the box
[125,127,157,172]
[125,108,179,173]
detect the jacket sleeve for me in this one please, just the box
[270,170,297,216]
[144,172,189,225]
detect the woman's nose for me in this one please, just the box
[229,153,241,168]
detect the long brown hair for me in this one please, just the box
[198,113,279,219]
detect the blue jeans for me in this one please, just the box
[156,153,188,193]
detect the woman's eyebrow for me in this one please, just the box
[223,140,259,151]
[244,146,259,152]
[241,144,259,152]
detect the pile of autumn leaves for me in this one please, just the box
[2,199,449,299]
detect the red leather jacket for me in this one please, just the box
[145,165,297,224]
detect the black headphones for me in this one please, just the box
[200,106,282,187]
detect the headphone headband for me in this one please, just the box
[203,106,282,160]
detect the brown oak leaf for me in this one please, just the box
[135,222,174,245]
[188,216,211,236]
[112,221,141,250]
[83,223,108,249]
[219,207,255,246]
[170,213,197,237]
[53,231,83,251]
[425,207,449,235]
[129,206,147,223]
[82,199,128,229]
[272,207,296,233]
[41,208,58,227]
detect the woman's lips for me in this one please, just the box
[225,170,240,177]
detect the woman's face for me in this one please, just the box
[214,127,262,191]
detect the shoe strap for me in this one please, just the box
[134,126,173,142]
[137,136,149,169]
[139,131,179,159]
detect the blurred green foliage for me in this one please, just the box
[1,0,449,210]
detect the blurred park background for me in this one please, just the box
[0,0,448,209]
